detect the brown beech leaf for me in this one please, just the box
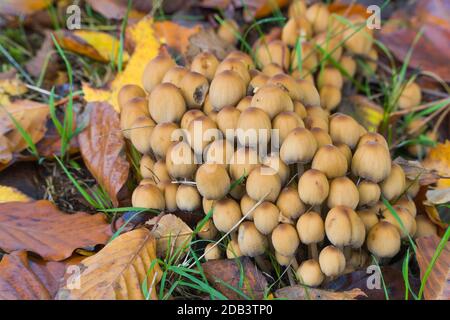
[78,102,129,207]
[202,257,268,299]
[154,21,201,56]
[378,0,450,82]
[275,286,366,300]
[56,228,162,300]
[186,28,235,62]
[25,31,57,79]
[416,235,450,300]
[0,200,110,261]
[242,0,290,21]
[322,266,420,300]
[0,251,65,300]
[0,0,51,16]
[394,157,441,186]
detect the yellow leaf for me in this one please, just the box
[57,30,130,65]
[83,17,160,112]
[0,0,51,15]
[0,185,31,203]
[56,228,162,300]
[423,140,450,189]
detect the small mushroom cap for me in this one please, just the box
[204,243,222,261]
[190,52,219,81]
[327,176,359,209]
[291,43,318,72]
[236,107,272,147]
[280,128,317,164]
[272,111,305,143]
[262,153,290,186]
[150,122,180,159]
[215,58,251,84]
[238,221,267,257]
[158,181,178,212]
[396,197,417,218]
[120,97,150,139]
[398,81,422,110]
[325,206,366,248]
[298,169,329,205]
[317,67,343,90]
[335,143,352,167]
[202,197,215,215]
[414,215,438,239]
[319,85,342,111]
[296,211,325,244]
[310,127,332,147]
[329,113,363,149]
[288,0,307,19]
[131,184,165,210]
[275,251,293,266]
[140,155,155,180]
[250,84,294,119]
[213,198,242,233]
[380,163,406,201]
[248,73,270,95]
[165,141,197,179]
[246,166,282,203]
[272,223,300,257]
[187,115,219,153]
[226,239,243,259]
[339,55,357,77]
[351,141,392,183]
[314,32,343,61]
[253,201,280,235]
[197,218,218,240]
[180,109,205,130]
[267,73,304,101]
[256,40,290,70]
[367,221,401,258]
[240,194,257,220]
[381,205,416,238]
[319,245,346,277]
[293,100,307,119]
[118,84,146,111]
[226,50,255,69]
[282,16,313,47]
[305,105,329,122]
[304,115,329,132]
[297,259,324,287]
[229,147,260,181]
[277,187,305,220]
[357,180,381,207]
[217,19,239,45]
[342,17,373,55]
[149,83,186,124]
[306,3,330,33]
[180,71,209,108]
[210,70,246,111]
[216,106,241,136]
[311,144,348,179]
[130,116,155,154]
[204,139,234,166]
[176,185,201,211]
[236,96,253,112]
[357,208,379,232]
[162,65,189,88]
[152,160,171,183]
[357,132,389,149]
[142,54,176,93]
[195,163,231,200]
[296,79,321,107]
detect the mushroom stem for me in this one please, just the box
[309,243,319,260]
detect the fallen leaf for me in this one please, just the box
[349,95,384,131]
[0,251,65,300]
[147,214,193,258]
[329,1,371,19]
[424,205,449,230]
[416,235,450,300]
[0,185,31,203]
[154,21,201,56]
[56,228,162,300]
[0,99,49,154]
[394,157,441,186]
[242,0,290,21]
[323,266,420,300]
[275,286,366,300]
[0,0,51,16]
[197,0,231,10]
[78,102,129,207]
[0,162,44,199]
[378,0,450,82]
[0,200,111,261]
[25,32,58,81]
[202,257,268,299]
[422,141,450,189]
[186,28,235,62]
[426,188,450,205]
[56,30,130,65]
[83,16,160,112]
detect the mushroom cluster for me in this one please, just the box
[118,14,437,289]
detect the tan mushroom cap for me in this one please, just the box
[380,163,406,201]
[325,206,366,248]
[296,211,325,244]
[319,245,346,277]
[195,163,230,200]
[246,166,282,203]
[238,221,267,257]
[351,141,392,183]
[297,259,324,287]
[213,198,242,233]
[131,184,165,210]
[280,128,317,164]
[176,184,201,211]
[367,221,401,258]
[277,187,305,220]
[298,169,329,205]
[327,176,359,209]
[312,144,348,179]
[272,223,300,257]
[357,180,381,207]
[204,243,222,261]
[253,201,280,235]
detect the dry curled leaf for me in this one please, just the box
[154,21,201,56]
[424,205,449,231]
[56,228,162,300]
[0,200,110,261]
[416,235,450,300]
[147,214,193,258]
[78,102,129,207]
[83,16,160,112]
[0,251,65,300]
[0,185,31,203]
[0,0,51,16]
[426,188,450,205]
[422,141,450,189]
[202,257,268,300]
[394,157,441,186]
[275,286,366,300]
[56,30,130,65]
